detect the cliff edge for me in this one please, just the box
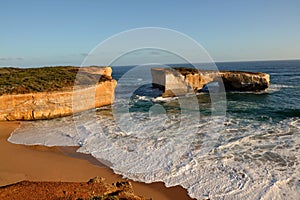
[0,66,116,121]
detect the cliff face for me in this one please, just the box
[0,67,117,121]
[79,66,112,76]
[151,68,270,97]
[151,68,188,97]
[219,71,270,91]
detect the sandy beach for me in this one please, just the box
[0,122,193,200]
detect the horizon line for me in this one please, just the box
[1,58,300,68]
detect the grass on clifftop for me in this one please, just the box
[0,66,111,95]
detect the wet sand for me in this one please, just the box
[0,122,193,200]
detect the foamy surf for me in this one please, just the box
[8,109,300,199]
[7,60,300,199]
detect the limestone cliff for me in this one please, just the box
[0,67,116,121]
[151,68,270,97]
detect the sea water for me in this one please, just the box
[9,60,300,199]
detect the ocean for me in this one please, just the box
[9,60,300,199]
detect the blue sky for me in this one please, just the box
[1,0,300,67]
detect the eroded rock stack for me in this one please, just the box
[151,68,270,97]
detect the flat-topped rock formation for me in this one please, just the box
[0,66,116,121]
[151,68,270,97]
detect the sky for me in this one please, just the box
[0,0,300,67]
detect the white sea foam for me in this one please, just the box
[269,84,299,91]
[8,109,300,199]
[152,96,178,102]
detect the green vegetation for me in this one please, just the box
[173,67,200,75]
[77,193,120,200]
[0,66,111,95]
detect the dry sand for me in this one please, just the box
[0,122,193,200]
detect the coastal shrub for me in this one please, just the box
[0,66,110,95]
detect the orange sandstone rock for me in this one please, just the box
[0,67,117,121]
[151,68,270,97]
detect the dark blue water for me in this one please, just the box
[112,60,300,123]
[218,60,300,122]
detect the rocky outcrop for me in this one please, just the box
[0,177,147,200]
[79,66,112,76]
[151,68,270,97]
[0,67,117,121]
